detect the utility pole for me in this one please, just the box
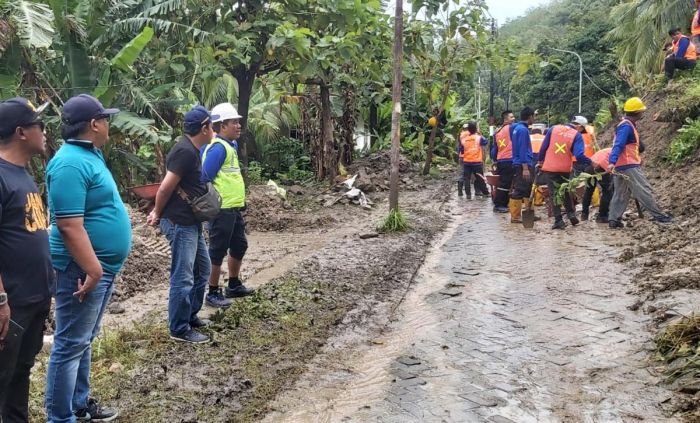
[551,47,583,114]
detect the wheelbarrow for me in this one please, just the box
[128,183,160,212]
[485,173,500,202]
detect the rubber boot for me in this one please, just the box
[509,199,523,223]
[458,181,464,197]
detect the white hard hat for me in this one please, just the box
[211,103,242,123]
[571,115,588,126]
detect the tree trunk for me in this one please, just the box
[422,124,439,176]
[369,101,378,148]
[320,82,336,181]
[236,68,256,171]
[389,0,404,211]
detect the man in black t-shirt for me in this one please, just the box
[147,106,214,344]
[0,97,53,422]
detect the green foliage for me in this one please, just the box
[247,161,265,185]
[554,172,603,206]
[379,208,410,233]
[667,117,700,164]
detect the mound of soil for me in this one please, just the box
[245,185,337,232]
[596,87,700,296]
[114,206,171,302]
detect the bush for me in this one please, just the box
[247,161,266,185]
[666,117,700,164]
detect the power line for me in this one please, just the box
[582,68,614,98]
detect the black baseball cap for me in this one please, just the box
[62,94,119,125]
[0,97,48,137]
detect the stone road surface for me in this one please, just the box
[266,199,677,423]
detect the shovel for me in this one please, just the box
[522,170,539,229]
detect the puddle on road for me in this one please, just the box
[265,199,677,423]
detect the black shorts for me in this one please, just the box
[208,209,248,265]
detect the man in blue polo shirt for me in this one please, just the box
[45,94,130,423]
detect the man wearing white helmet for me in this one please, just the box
[201,103,253,308]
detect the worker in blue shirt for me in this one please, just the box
[607,97,672,228]
[665,28,697,79]
[507,107,536,223]
[490,110,516,213]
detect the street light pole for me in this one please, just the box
[551,47,582,114]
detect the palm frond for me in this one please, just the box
[9,0,55,49]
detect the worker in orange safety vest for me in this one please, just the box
[536,116,592,230]
[691,0,700,49]
[665,28,697,79]
[458,121,490,199]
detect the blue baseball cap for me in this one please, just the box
[62,94,119,125]
[0,97,48,137]
[184,105,213,134]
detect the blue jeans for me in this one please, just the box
[45,261,115,423]
[160,219,210,335]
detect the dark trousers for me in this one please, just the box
[545,172,576,221]
[0,299,50,423]
[494,161,515,207]
[582,172,613,218]
[462,164,489,196]
[511,165,534,200]
[665,56,696,78]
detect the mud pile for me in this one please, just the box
[114,206,170,304]
[597,88,700,296]
[346,150,423,193]
[245,185,337,232]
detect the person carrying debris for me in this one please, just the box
[147,106,215,344]
[490,110,516,213]
[608,97,673,228]
[458,121,489,199]
[665,28,697,80]
[508,107,537,223]
[201,103,254,309]
[0,98,53,423]
[536,116,592,229]
[581,147,613,223]
[44,95,129,422]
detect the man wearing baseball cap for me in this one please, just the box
[44,94,130,423]
[535,116,592,229]
[201,103,253,309]
[0,97,53,423]
[147,105,214,344]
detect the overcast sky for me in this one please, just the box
[386,0,553,25]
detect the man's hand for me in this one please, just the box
[74,272,101,302]
[535,162,543,169]
[0,302,10,341]
[147,209,160,226]
[607,163,616,173]
[522,167,532,182]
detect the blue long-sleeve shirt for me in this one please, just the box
[608,121,640,171]
[509,121,532,166]
[200,136,239,183]
[537,124,592,166]
[675,36,692,60]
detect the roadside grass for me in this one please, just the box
[30,277,346,422]
[379,208,410,233]
[666,117,700,165]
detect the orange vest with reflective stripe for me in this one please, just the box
[460,132,483,163]
[693,12,700,36]
[591,148,612,171]
[495,125,513,160]
[673,35,698,60]
[530,134,544,154]
[614,119,641,167]
[542,125,577,173]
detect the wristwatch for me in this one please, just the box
[0,293,7,306]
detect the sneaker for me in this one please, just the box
[581,213,589,221]
[552,220,566,230]
[609,220,624,229]
[170,329,210,344]
[569,215,580,226]
[493,206,509,213]
[189,317,211,328]
[206,288,233,308]
[651,215,673,224]
[466,194,472,200]
[74,398,118,422]
[595,216,609,224]
[225,280,255,298]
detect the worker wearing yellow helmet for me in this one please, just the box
[607,97,673,228]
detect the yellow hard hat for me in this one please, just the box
[623,97,647,113]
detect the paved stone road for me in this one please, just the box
[267,200,677,423]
